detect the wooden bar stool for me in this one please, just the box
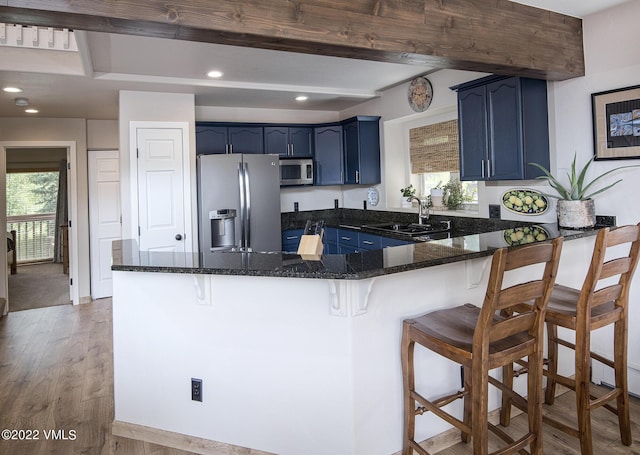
[502,224,640,455]
[401,237,563,455]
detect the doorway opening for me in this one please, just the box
[5,149,71,311]
[0,142,75,312]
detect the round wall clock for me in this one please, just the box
[407,76,433,112]
[367,187,380,206]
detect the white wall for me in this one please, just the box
[196,106,338,124]
[118,91,197,245]
[87,119,118,149]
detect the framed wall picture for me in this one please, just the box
[592,85,640,160]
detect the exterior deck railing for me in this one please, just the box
[7,213,57,263]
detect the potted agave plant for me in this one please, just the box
[530,154,638,229]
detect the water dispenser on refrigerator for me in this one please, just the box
[209,209,236,251]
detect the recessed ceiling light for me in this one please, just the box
[295,96,308,101]
[206,70,224,78]
[3,86,23,93]
[25,108,39,114]
[15,97,29,106]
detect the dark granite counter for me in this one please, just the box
[112,220,604,280]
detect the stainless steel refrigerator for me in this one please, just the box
[197,154,282,255]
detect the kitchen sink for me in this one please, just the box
[365,220,451,237]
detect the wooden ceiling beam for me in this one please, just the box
[0,0,584,80]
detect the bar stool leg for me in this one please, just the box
[499,364,514,427]
[527,349,544,455]
[401,323,416,455]
[470,359,489,455]
[575,324,594,455]
[614,317,632,445]
[462,365,472,443]
[544,322,559,405]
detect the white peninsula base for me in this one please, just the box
[112,239,591,455]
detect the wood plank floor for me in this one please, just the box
[0,299,197,455]
[1,300,639,454]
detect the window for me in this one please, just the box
[6,171,60,262]
[420,172,478,206]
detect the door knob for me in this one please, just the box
[175,234,183,241]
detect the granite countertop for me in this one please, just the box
[112,212,606,279]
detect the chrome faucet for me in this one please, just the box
[407,196,429,224]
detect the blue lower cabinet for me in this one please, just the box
[337,229,358,248]
[381,237,411,248]
[283,227,411,255]
[358,232,382,251]
[282,229,304,253]
[338,244,359,254]
[324,242,339,254]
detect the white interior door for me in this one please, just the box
[88,150,121,300]
[136,128,186,254]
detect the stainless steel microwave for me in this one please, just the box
[279,158,314,186]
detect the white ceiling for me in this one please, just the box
[0,0,632,120]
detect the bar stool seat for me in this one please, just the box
[401,238,563,455]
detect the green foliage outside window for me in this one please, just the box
[6,172,59,216]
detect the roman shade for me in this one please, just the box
[409,120,459,174]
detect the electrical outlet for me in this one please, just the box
[191,378,202,402]
[489,204,501,219]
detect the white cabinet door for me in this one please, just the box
[136,128,186,255]
[88,150,121,299]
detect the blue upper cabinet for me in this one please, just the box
[196,123,263,155]
[452,75,549,181]
[289,127,314,157]
[197,117,382,186]
[195,125,228,155]
[265,126,313,157]
[314,125,343,186]
[343,117,381,185]
[458,86,487,181]
[227,126,264,154]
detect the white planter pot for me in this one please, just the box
[401,196,413,208]
[430,189,444,208]
[556,199,596,229]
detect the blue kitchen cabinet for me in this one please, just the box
[285,227,410,255]
[323,227,339,254]
[452,75,549,181]
[196,125,228,155]
[381,237,411,248]
[343,116,381,185]
[314,125,344,186]
[228,126,264,154]
[265,126,313,157]
[282,229,304,253]
[335,228,359,254]
[196,123,264,155]
[358,232,383,250]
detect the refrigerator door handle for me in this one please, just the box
[244,161,252,250]
[238,163,247,249]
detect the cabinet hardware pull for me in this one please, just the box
[291,144,294,155]
[363,240,374,245]
[341,236,351,241]
[355,170,360,183]
[487,159,491,178]
[286,236,298,240]
[481,159,485,179]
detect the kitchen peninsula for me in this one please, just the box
[111,216,603,455]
